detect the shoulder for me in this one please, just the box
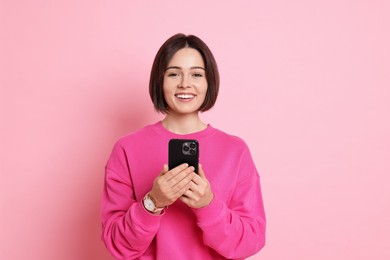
[207,126,251,153]
[114,123,159,149]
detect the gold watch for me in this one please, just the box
[142,193,164,213]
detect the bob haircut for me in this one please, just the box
[149,33,220,113]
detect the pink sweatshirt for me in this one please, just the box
[101,122,266,259]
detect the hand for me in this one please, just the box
[180,164,214,208]
[150,163,196,208]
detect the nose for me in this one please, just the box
[178,74,191,88]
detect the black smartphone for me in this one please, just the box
[168,139,199,174]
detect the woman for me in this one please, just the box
[101,33,266,259]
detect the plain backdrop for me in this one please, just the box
[1,1,389,259]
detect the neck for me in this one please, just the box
[162,113,207,134]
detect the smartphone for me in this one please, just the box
[168,139,199,174]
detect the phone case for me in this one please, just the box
[168,139,199,173]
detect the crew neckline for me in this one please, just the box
[152,121,216,139]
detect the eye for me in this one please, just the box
[167,72,179,77]
[193,73,204,78]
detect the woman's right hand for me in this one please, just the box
[149,163,196,208]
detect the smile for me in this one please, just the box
[175,94,195,99]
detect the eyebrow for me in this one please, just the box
[165,66,205,71]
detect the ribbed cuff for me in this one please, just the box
[192,196,225,226]
[127,201,165,232]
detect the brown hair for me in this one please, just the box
[149,33,220,113]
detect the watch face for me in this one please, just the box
[144,197,155,211]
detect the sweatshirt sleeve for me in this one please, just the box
[101,142,163,260]
[192,145,266,259]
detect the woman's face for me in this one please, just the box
[163,48,208,116]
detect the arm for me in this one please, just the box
[101,143,196,259]
[101,144,163,260]
[191,148,266,259]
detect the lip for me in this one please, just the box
[175,92,196,101]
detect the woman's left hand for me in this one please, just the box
[180,164,214,208]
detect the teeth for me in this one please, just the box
[176,94,194,99]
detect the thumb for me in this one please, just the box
[198,164,206,178]
[160,164,169,175]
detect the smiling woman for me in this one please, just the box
[149,34,220,115]
[163,48,208,124]
[101,33,266,260]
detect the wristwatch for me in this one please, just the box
[143,193,165,213]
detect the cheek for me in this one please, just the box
[200,82,208,95]
[162,81,171,95]
[163,78,176,92]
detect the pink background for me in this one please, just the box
[1,1,389,259]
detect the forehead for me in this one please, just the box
[167,48,205,67]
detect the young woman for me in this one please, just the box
[101,33,266,259]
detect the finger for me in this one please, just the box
[168,165,195,184]
[198,163,206,178]
[156,167,195,201]
[183,189,198,200]
[179,195,190,205]
[185,182,196,194]
[165,163,190,180]
[160,164,169,176]
[191,164,206,185]
[191,174,202,186]
[179,192,199,207]
[170,171,195,194]
[172,177,194,198]
[183,189,191,198]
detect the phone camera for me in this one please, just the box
[182,142,197,156]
